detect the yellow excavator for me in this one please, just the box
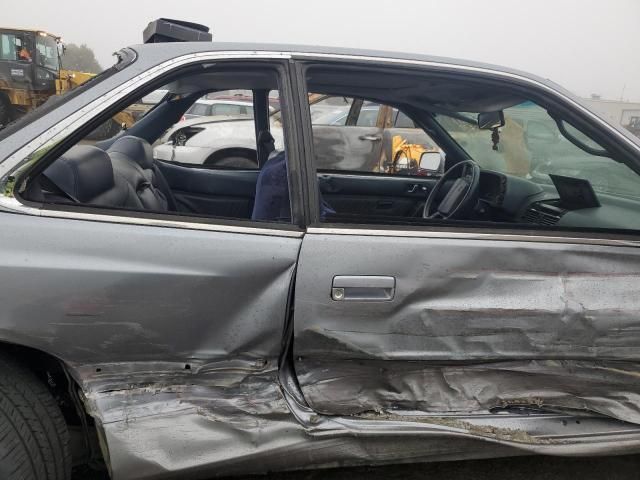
[0,27,134,136]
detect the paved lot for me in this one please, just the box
[73,454,640,479]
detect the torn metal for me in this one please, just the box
[296,358,640,422]
[76,359,522,479]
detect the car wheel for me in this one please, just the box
[206,156,257,168]
[0,353,72,480]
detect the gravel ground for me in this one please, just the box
[72,454,640,480]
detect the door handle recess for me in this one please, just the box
[332,275,395,301]
[358,134,382,141]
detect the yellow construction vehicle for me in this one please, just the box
[0,27,134,136]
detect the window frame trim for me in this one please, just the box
[296,59,640,240]
[0,196,302,237]
[306,224,640,248]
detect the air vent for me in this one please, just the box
[521,203,564,226]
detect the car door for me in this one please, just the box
[311,96,384,172]
[291,62,640,430]
[0,55,309,477]
[293,230,640,421]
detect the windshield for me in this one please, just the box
[435,101,640,199]
[35,35,60,71]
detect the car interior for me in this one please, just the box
[23,66,285,222]
[20,62,640,234]
[304,65,640,232]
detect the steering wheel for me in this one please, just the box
[422,160,480,219]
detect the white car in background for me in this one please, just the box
[153,96,434,171]
[183,98,257,120]
[154,116,284,167]
[152,104,360,167]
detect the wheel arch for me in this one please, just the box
[0,340,103,468]
[204,147,257,165]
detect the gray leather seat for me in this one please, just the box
[107,136,177,211]
[42,145,143,208]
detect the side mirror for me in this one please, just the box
[524,120,559,150]
[478,111,505,130]
[419,151,444,173]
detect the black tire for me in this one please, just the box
[0,354,71,480]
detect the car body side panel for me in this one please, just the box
[0,212,299,362]
[293,233,640,424]
[0,211,303,478]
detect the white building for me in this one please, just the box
[581,97,640,135]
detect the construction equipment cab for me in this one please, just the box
[0,28,62,126]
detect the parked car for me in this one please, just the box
[155,114,284,167]
[154,97,436,171]
[2,31,640,480]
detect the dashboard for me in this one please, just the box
[478,171,507,207]
[475,169,640,232]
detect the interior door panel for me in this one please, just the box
[318,172,437,217]
[158,161,259,217]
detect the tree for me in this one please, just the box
[60,43,102,73]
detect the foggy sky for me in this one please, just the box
[4,0,639,101]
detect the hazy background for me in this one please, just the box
[4,0,639,101]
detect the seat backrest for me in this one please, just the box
[42,145,142,208]
[107,136,176,211]
[251,150,291,222]
[250,149,335,222]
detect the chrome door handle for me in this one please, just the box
[331,275,395,301]
[358,134,382,141]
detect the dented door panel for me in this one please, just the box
[293,233,640,424]
[0,211,301,478]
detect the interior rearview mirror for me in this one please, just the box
[478,111,505,130]
[419,151,444,173]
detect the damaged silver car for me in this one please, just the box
[1,18,640,480]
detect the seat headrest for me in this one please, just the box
[43,146,115,203]
[107,136,154,169]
